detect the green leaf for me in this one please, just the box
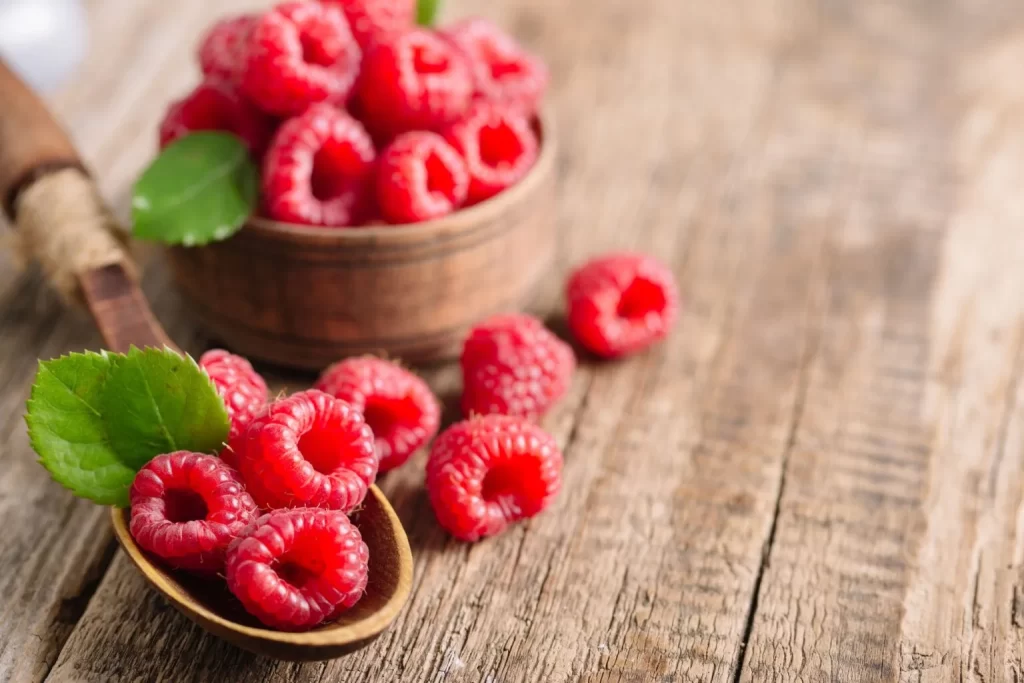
[26,351,134,507]
[25,347,230,507]
[100,347,229,468]
[417,0,441,26]
[132,131,258,247]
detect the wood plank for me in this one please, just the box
[738,1,1024,681]
[41,0,829,681]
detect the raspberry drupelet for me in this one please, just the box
[129,452,259,574]
[198,14,256,85]
[158,79,273,155]
[236,389,378,512]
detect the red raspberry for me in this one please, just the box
[358,28,473,137]
[129,452,259,574]
[320,0,413,51]
[226,507,368,631]
[199,350,269,468]
[262,104,376,226]
[566,253,680,358]
[376,131,469,223]
[158,79,273,155]
[460,313,575,421]
[443,18,548,115]
[237,390,378,511]
[443,102,538,204]
[315,357,440,472]
[426,415,562,541]
[198,15,256,85]
[241,1,361,117]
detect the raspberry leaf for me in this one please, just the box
[416,0,440,26]
[26,352,133,507]
[100,347,229,468]
[25,348,230,507]
[132,131,258,246]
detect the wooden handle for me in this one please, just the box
[0,58,178,354]
[0,60,82,220]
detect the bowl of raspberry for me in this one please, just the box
[153,2,556,370]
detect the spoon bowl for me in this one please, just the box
[111,485,413,661]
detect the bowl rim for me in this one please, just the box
[243,108,557,246]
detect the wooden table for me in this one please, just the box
[3,0,1024,680]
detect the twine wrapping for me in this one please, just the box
[7,168,132,303]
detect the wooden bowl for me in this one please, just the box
[111,486,414,661]
[166,114,557,370]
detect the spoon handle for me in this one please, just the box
[0,58,176,353]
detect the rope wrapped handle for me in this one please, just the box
[0,60,134,304]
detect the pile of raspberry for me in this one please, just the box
[128,251,678,631]
[160,0,548,226]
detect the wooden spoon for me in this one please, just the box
[0,59,413,660]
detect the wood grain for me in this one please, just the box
[1,0,1024,681]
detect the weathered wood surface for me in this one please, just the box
[2,0,1024,680]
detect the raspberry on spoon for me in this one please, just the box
[199,349,268,468]
[129,452,259,574]
[316,356,440,472]
[226,507,369,631]
[237,389,378,512]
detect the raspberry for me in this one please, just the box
[376,131,469,223]
[566,253,680,358]
[198,15,256,85]
[158,79,273,155]
[129,452,259,574]
[426,415,562,541]
[315,357,440,472]
[199,350,269,468]
[320,0,413,51]
[443,18,548,115]
[358,28,473,137]
[241,1,361,117]
[226,507,368,631]
[237,390,378,511]
[262,104,376,226]
[460,313,575,421]
[443,102,538,204]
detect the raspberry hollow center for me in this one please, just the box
[479,121,524,168]
[413,44,450,74]
[300,32,334,67]
[424,151,458,199]
[298,424,344,474]
[362,395,420,441]
[311,142,362,201]
[481,457,547,518]
[617,276,668,320]
[163,489,209,523]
